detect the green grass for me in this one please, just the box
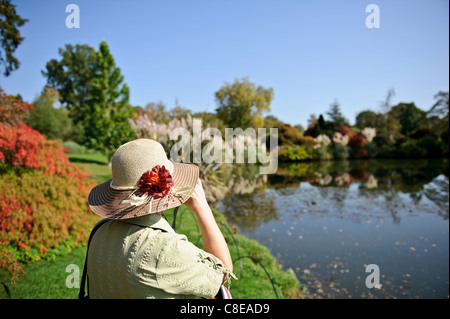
[68,152,112,184]
[1,245,86,299]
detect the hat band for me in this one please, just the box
[119,184,195,209]
[109,181,194,193]
[110,181,138,190]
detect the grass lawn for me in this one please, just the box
[68,152,112,184]
[1,245,86,299]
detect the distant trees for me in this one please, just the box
[426,91,449,135]
[304,114,334,138]
[304,100,349,138]
[284,90,449,162]
[427,91,449,119]
[144,100,192,123]
[355,99,446,143]
[26,87,72,141]
[144,101,170,123]
[12,30,449,162]
[215,77,273,129]
[357,91,448,159]
[326,99,349,131]
[0,0,28,76]
[355,110,384,130]
[390,102,427,136]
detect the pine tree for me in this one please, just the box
[84,41,135,157]
[326,99,348,130]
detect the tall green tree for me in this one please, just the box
[42,41,135,156]
[84,41,135,155]
[0,0,28,76]
[326,99,349,130]
[390,102,427,136]
[215,77,273,129]
[43,43,97,123]
[355,110,384,129]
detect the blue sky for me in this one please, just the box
[1,0,448,127]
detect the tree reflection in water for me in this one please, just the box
[209,159,449,228]
[217,192,279,230]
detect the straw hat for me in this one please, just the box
[88,139,198,219]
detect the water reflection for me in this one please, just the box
[273,159,448,199]
[202,163,267,203]
[213,159,449,228]
[213,159,449,298]
[218,192,278,230]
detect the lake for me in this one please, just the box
[214,159,449,299]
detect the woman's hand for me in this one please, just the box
[184,178,209,217]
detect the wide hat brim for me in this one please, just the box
[88,163,198,219]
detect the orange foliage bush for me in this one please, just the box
[349,134,368,158]
[0,89,99,276]
[337,125,356,139]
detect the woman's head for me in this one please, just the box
[88,139,199,219]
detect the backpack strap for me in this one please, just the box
[171,206,179,231]
[78,219,111,299]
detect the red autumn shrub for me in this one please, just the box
[349,134,368,158]
[0,122,85,179]
[0,90,99,268]
[0,170,98,260]
[337,125,356,139]
[0,89,34,127]
[0,123,43,170]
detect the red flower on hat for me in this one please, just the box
[138,165,174,199]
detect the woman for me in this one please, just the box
[85,138,235,298]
